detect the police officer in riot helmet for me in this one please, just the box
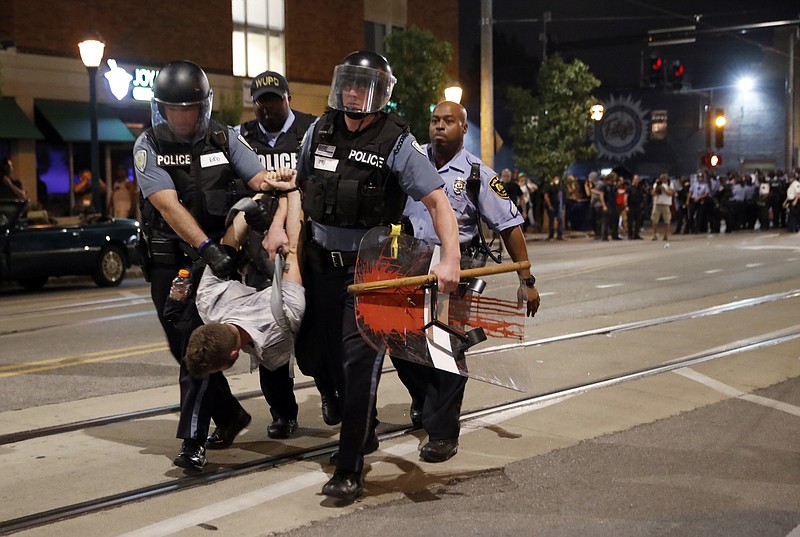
[328,50,397,124]
[265,51,460,502]
[134,59,290,471]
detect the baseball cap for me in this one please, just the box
[251,71,289,101]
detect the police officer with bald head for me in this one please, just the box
[398,100,540,464]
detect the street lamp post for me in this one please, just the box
[78,34,106,215]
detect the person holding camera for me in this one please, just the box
[651,173,674,241]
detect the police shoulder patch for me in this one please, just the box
[134,150,147,173]
[489,176,508,199]
[411,140,425,155]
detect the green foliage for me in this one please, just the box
[385,26,453,141]
[212,90,243,127]
[509,55,600,179]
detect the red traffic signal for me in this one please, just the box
[670,60,684,89]
[702,152,721,168]
[649,54,664,86]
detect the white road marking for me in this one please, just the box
[786,523,800,537]
[704,269,722,274]
[674,368,800,417]
[745,263,764,268]
[596,283,623,289]
[655,276,678,281]
[116,393,580,537]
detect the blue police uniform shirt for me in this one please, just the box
[134,125,264,199]
[233,110,297,148]
[403,146,523,244]
[730,182,745,202]
[296,117,445,251]
[689,180,710,200]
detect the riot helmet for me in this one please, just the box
[151,60,213,138]
[327,51,396,116]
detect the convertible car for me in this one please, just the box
[0,200,140,289]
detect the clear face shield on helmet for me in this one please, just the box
[327,64,396,114]
[150,90,214,139]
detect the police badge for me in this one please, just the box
[452,177,466,195]
[134,149,147,173]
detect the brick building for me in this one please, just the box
[0,0,459,214]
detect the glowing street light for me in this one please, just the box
[590,104,605,121]
[78,32,106,215]
[736,76,755,92]
[444,81,463,104]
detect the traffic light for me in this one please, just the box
[714,108,726,148]
[670,60,684,89]
[702,152,721,168]
[649,54,664,86]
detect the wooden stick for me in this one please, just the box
[347,260,530,294]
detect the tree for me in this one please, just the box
[384,26,453,141]
[508,55,600,180]
[212,90,243,127]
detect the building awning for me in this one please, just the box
[0,97,44,140]
[35,100,136,143]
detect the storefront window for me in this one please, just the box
[232,0,285,77]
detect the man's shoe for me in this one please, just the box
[321,471,363,501]
[267,417,298,439]
[206,409,251,450]
[173,441,206,471]
[329,431,379,465]
[420,438,459,463]
[321,392,342,426]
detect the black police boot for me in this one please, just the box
[206,409,252,450]
[321,471,363,501]
[321,392,342,426]
[173,440,206,471]
[420,438,459,463]
[329,431,379,465]
[267,417,298,439]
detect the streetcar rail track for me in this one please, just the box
[2,288,797,446]
[2,324,798,536]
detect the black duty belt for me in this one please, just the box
[306,240,358,269]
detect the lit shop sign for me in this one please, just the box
[103,59,159,102]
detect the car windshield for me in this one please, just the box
[0,200,26,227]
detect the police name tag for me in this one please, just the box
[200,152,229,168]
[314,155,338,172]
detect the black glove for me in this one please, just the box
[198,241,237,279]
[244,197,278,234]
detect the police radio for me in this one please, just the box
[466,162,502,265]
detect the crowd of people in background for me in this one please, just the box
[501,166,800,239]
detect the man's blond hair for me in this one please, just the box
[184,322,237,378]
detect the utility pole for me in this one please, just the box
[480,0,494,168]
[540,11,551,61]
[788,28,797,170]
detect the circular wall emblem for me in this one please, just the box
[595,95,649,161]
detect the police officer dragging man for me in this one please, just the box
[397,100,541,463]
[264,51,461,502]
[134,60,289,471]
[231,71,316,438]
